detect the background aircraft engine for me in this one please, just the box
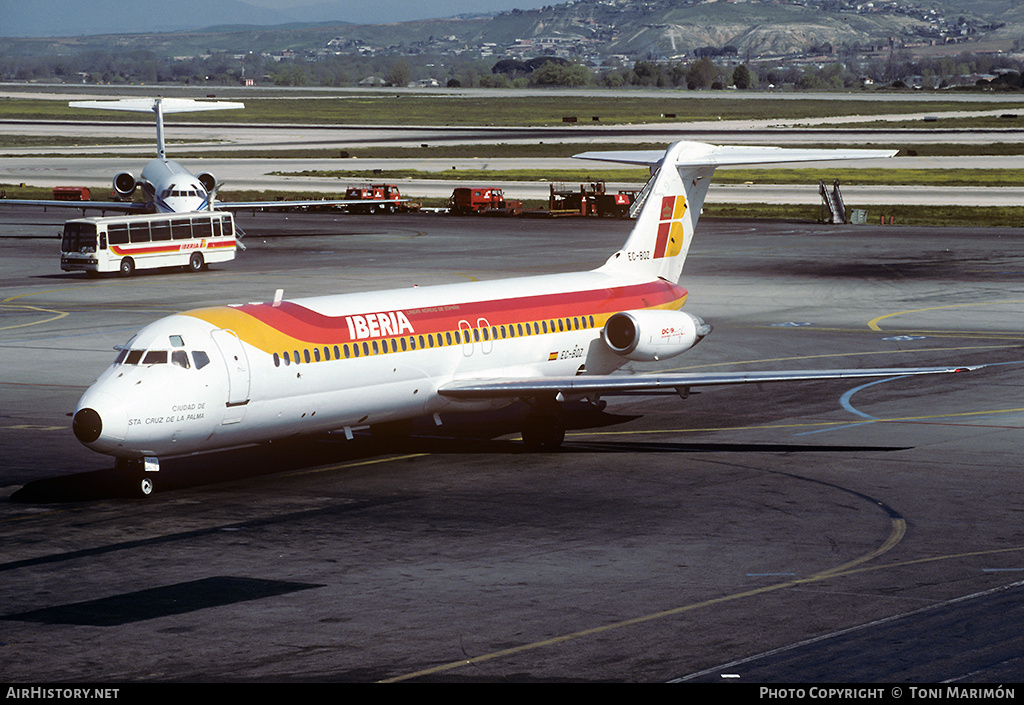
[196,172,217,193]
[602,310,711,361]
[113,172,137,198]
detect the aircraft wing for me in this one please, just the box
[214,198,408,211]
[0,199,148,213]
[438,365,978,399]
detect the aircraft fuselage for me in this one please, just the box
[73,270,690,458]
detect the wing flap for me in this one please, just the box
[438,366,978,399]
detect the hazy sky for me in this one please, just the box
[246,0,554,23]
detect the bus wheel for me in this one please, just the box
[119,257,135,277]
[188,252,205,272]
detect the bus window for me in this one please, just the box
[107,223,129,246]
[192,217,213,239]
[151,220,171,241]
[171,220,192,240]
[221,217,233,238]
[128,221,151,244]
[61,222,98,253]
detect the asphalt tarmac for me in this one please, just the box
[1,208,1023,683]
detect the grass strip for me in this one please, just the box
[2,94,1023,126]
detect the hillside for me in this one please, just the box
[0,0,1020,65]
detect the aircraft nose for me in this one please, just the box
[72,390,128,451]
[73,408,103,444]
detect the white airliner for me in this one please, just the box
[6,97,400,214]
[71,140,976,496]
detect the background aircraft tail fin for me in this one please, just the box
[577,141,896,284]
[70,98,244,160]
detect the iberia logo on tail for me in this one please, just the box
[655,195,687,259]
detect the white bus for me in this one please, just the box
[60,211,237,276]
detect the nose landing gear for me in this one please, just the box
[115,456,160,498]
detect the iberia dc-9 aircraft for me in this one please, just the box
[72,140,976,496]
[6,97,403,214]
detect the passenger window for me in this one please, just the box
[171,351,189,368]
[193,351,211,369]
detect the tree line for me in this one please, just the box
[1,48,1021,91]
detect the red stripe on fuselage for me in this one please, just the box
[235,280,686,345]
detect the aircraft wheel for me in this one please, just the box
[188,252,205,272]
[119,257,135,277]
[138,475,155,498]
[521,413,565,451]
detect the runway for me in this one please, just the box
[4,155,1024,207]
[1,209,1023,682]
[2,89,1024,208]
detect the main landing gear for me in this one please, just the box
[521,412,565,451]
[116,456,160,498]
[520,396,571,451]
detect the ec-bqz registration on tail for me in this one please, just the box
[71,141,977,496]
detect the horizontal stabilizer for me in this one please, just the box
[573,142,897,169]
[70,98,244,114]
[439,365,979,399]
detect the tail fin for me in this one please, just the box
[577,141,897,284]
[70,98,244,160]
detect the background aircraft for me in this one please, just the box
[70,140,977,496]
[2,97,401,214]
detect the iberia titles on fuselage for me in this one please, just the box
[73,140,975,493]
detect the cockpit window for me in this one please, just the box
[142,351,167,365]
[171,351,189,368]
[170,335,184,347]
[193,351,211,370]
[115,349,128,364]
[125,350,144,365]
